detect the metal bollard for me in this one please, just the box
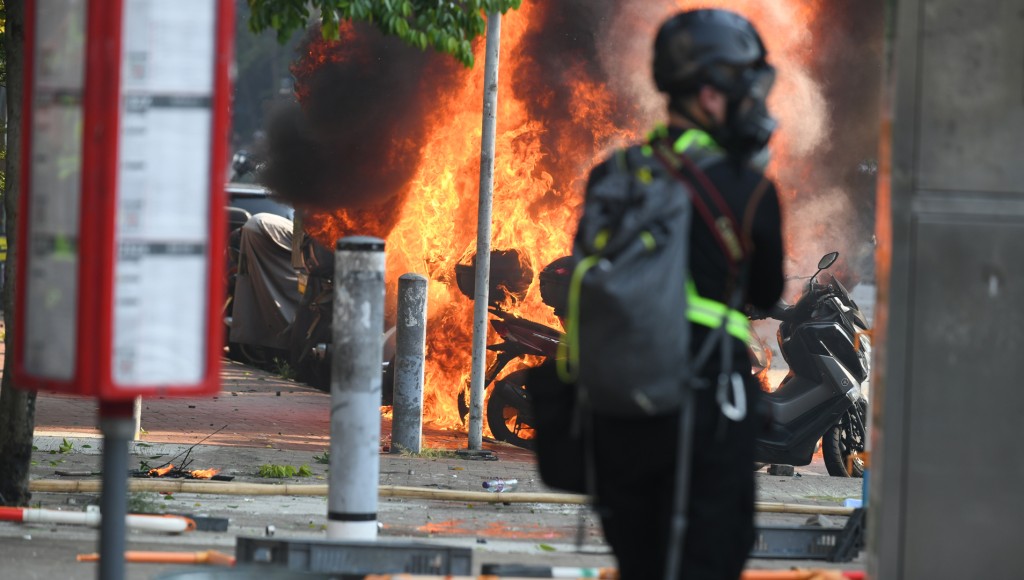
[391,274,428,454]
[328,236,385,541]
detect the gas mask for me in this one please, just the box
[708,65,777,166]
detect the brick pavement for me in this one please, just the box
[32,358,535,462]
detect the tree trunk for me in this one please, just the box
[0,0,38,507]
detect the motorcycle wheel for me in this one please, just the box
[486,369,536,451]
[823,400,867,477]
[297,356,330,392]
[299,355,395,406]
[228,341,285,371]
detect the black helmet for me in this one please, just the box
[653,9,777,163]
[653,9,768,97]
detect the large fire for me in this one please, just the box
[283,1,876,432]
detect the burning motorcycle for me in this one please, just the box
[460,250,870,480]
[454,253,570,450]
[224,211,396,400]
[289,231,397,402]
[750,251,871,477]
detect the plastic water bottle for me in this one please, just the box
[482,478,518,492]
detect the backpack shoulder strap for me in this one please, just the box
[649,138,748,268]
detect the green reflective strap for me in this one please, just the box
[647,125,720,154]
[685,280,751,342]
[557,254,603,383]
[673,129,719,154]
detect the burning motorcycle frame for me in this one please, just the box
[454,254,567,449]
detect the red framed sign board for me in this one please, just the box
[15,0,234,400]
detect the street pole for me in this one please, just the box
[328,236,385,541]
[468,11,502,451]
[98,401,134,580]
[392,273,428,454]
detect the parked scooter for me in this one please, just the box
[750,251,870,477]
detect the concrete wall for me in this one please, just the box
[871,1,1024,578]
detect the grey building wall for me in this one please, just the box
[871,1,1024,578]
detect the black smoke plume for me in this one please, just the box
[261,23,459,213]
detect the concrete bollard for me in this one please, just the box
[391,274,428,455]
[328,236,385,541]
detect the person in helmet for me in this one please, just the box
[587,9,785,580]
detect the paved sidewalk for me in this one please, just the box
[17,352,864,578]
[34,358,534,462]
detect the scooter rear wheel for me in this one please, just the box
[823,400,867,477]
[486,370,536,451]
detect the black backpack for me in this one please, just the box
[557,144,694,416]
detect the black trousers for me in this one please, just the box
[592,373,759,580]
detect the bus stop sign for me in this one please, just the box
[15,0,234,400]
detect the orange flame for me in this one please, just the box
[755,345,774,393]
[189,468,221,479]
[148,465,174,477]
[298,1,830,431]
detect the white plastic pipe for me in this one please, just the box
[0,506,193,533]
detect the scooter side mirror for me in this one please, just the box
[817,251,839,271]
[809,251,840,288]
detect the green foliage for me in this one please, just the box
[127,492,164,514]
[272,357,297,380]
[247,0,522,67]
[259,463,314,478]
[313,449,330,464]
[400,447,458,459]
[50,438,73,454]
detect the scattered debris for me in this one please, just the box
[171,514,230,532]
[768,464,796,476]
[455,449,498,461]
[55,470,101,477]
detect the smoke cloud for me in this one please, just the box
[261,23,460,223]
[263,2,883,278]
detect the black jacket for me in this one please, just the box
[586,126,785,367]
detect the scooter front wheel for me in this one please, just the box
[486,370,536,451]
[823,400,867,477]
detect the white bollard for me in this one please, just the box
[328,236,385,541]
